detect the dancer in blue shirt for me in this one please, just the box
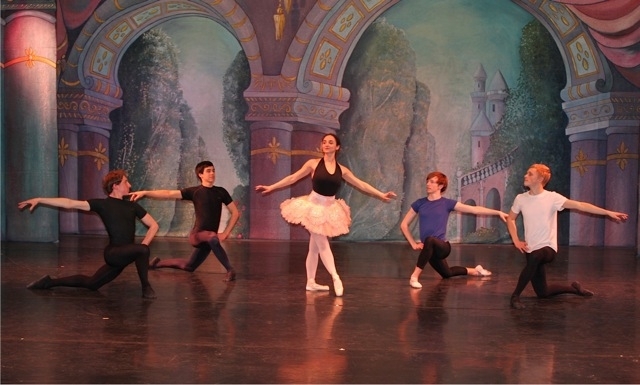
[400,171,508,289]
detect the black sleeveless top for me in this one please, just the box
[312,158,343,196]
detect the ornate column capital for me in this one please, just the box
[564,92,640,137]
[57,88,122,130]
[244,89,349,129]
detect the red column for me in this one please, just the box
[249,121,293,239]
[3,11,58,242]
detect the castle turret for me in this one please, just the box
[470,110,493,168]
[470,64,487,121]
[487,70,508,127]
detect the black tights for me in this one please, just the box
[417,237,467,278]
[155,231,232,272]
[48,244,151,290]
[512,246,578,298]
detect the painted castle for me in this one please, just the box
[454,64,514,242]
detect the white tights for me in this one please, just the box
[306,232,339,281]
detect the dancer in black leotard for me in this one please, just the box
[130,161,239,282]
[18,170,160,299]
[256,133,397,297]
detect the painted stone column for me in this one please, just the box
[3,11,58,242]
[0,17,5,240]
[57,90,121,234]
[604,127,638,247]
[250,121,293,239]
[57,123,80,234]
[77,125,110,234]
[568,130,608,246]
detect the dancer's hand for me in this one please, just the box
[128,191,147,202]
[380,191,397,202]
[255,185,273,195]
[513,239,528,254]
[18,198,40,212]
[607,211,628,223]
[412,242,424,250]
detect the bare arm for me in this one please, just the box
[139,213,159,246]
[129,190,182,201]
[218,201,240,241]
[454,202,508,222]
[400,208,423,250]
[562,199,628,222]
[18,197,90,212]
[506,210,527,253]
[255,159,317,194]
[341,165,397,202]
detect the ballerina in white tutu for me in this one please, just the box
[256,133,396,296]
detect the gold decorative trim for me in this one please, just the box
[93,11,105,24]
[239,31,256,43]
[607,142,638,171]
[231,16,248,28]
[2,48,56,69]
[58,139,109,171]
[60,78,81,87]
[570,148,605,176]
[250,137,321,164]
[223,3,238,17]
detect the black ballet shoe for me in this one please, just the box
[572,281,594,296]
[224,269,236,282]
[142,285,157,299]
[510,295,525,309]
[27,275,52,290]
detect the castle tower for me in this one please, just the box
[487,70,508,127]
[470,64,487,121]
[470,110,493,168]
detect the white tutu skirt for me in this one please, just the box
[280,190,351,237]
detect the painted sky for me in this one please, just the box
[156,17,242,227]
[153,1,533,199]
[384,0,533,179]
[157,17,242,194]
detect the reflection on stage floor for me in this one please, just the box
[2,236,638,384]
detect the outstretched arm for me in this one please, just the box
[400,209,423,250]
[18,197,90,212]
[129,189,182,201]
[255,159,316,194]
[454,202,508,223]
[563,199,628,222]
[139,213,159,246]
[218,201,240,241]
[341,165,397,202]
[506,210,527,253]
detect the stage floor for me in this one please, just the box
[1,236,639,384]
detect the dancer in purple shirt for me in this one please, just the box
[400,171,508,289]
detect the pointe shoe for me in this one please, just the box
[572,281,594,296]
[409,279,422,289]
[333,276,344,297]
[27,275,52,290]
[224,269,236,282]
[475,265,492,276]
[306,281,330,291]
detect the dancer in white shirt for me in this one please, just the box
[507,163,628,309]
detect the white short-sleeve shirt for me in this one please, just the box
[511,190,567,252]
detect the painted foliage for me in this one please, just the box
[113,1,567,242]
